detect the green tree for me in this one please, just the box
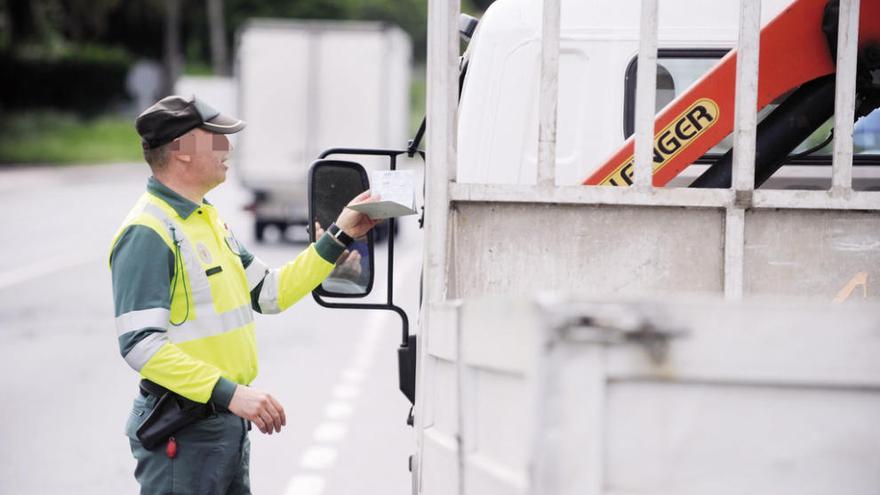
[3,0,124,50]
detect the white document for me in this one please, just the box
[348,170,418,220]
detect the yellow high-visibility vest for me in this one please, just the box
[110,181,340,404]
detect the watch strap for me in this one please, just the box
[327,223,354,247]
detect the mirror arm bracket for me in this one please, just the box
[407,117,426,157]
[311,293,410,346]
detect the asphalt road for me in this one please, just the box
[0,162,423,494]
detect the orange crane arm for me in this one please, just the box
[584,0,880,187]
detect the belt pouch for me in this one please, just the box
[135,392,210,450]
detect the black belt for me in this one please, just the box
[136,379,248,450]
[138,378,168,398]
[139,379,228,413]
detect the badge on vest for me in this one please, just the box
[196,242,213,264]
[225,233,243,256]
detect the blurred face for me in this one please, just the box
[170,128,232,190]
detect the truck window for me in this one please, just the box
[623,49,880,168]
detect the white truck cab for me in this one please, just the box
[457,0,880,188]
[408,0,880,493]
[305,0,880,493]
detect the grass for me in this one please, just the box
[0,111,143,165]
[0,66,430,165]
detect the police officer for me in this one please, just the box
[109,95,377,494]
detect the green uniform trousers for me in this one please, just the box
[125,394,251,495]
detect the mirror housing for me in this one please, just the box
[308,159,374,298]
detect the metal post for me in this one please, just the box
[725,0,760,300]
[418,0,460,492]
[724,208,746,299]
[537,0,561,188]
[633,0,659,190]
[732,0,761,193]
[423,0,459,309]
[831,0,860,194]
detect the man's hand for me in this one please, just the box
[333,249,363,278]
[335,190,379,238]
[227,385,286,435]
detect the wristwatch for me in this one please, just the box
[327,223,354,247]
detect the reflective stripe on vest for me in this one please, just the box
[115,307,170,336]
[167,303,253,343]
[140,202,254,343]
[125,331,168,371]
[258,269,282,314]
[142,203,214,310]
[244,257,269,291]
[243,256,281,314]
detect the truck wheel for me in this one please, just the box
[255,220,267,243]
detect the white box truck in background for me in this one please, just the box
[235,19,411,242]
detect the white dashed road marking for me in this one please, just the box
[285,309,392,494]
[340,368,366,384]
[331,384,361,400]
[284,475,326,495]
[324,401,354,420]
[299,446,338,470]
[312,422,348,443]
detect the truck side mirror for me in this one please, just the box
[308,159,374,298]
